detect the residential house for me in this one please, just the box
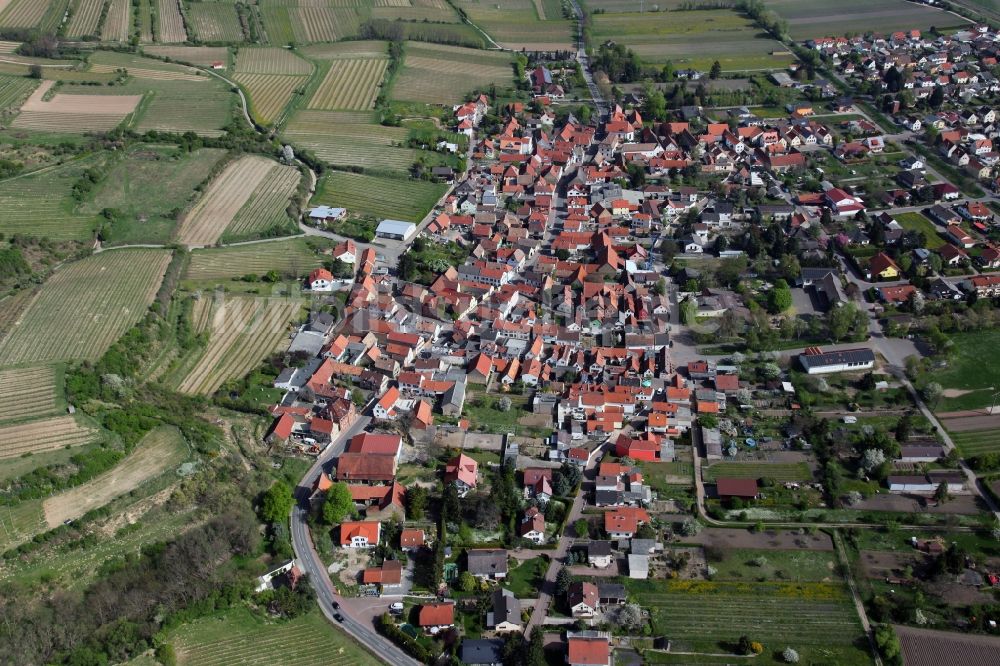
[467,549,508,580]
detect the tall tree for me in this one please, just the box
[322,482,354,525]
[261,481,294,524]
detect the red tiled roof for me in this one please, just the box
[567,637,610,666]
[716,477,759,498]
[418,603,454,627]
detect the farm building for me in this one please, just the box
[715,477,759,499]
[928,470,966,494]
[899,445,944,462]
[460,639,504,666]
[376,219,417,241]
[888,475,937,494]
[798,347,875,374]
[308,205,346,223]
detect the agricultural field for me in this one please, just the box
[0,249,171,365]
[137,0,152,40]
[591,8,794,71]
[257,5,295,45]
[143,45,229,67]
[0,157,104,241]
[0,41,18,52]
[300,40,386,60]
[307,57,388,111]
[454,0,573,50]
[235,73,306,124]
[167,607,377,666]
[0,0,53,29]
[950,429,1000,458]
[176,155,292,246]
[0,74,37,114]
[707,548,838,583]
[932,329,1000,411]
[156,0,187,41]
[79,144,228,245]
[173,295,301,395]
[0,365,61,423]
[315,170,445,222]
[893,212,945,249]
[767,0,969,40]
[0,414,101,459]
[703,461,813,482]
[65,0,104,37]
[370,0,459,22]
[12,80,142,133]
[183,237,326,281]
[42,425,189,528]
[187,2,244,41]
[283,109,431,172]
[223,165,300,240]
[628,579,869,664]
[100,0,131,40]
[267,4,364,43]
[89,50,208,80]
[393,42,513,105]
[235,46,311,75]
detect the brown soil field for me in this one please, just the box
[0,415,100,458]
[938,413,1000,431]
[175,155,276,246]
[42,425,187,527]
[686,527,834,551]
[19,80,141,114]
[0,366,58,422]
[895,625,1000,666]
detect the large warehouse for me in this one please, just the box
[375,219,417,241]
[798,347,876,375]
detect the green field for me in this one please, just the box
[635,460,694,491]
[590,8,794,71]
[453,0,574,50]
[393,42,513,105]
[933,329,1000,412]
[186,2,244,41]
[503,555,548,596]
[168,607,379,665]
[315,170,445,223]
[893,213,945,250]
[628,579,869,665]
[708,548,837,583]
[0,74,38,113]
[184,237,328,281]
[283,110,422,172]
[0,156,102,241]
[81,145,228,245]
[951,429,1000,458]
[767,0,969,40]
[704,462,813,482]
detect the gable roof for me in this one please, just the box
[418,602,455,626]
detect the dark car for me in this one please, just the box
[333,613,344,622]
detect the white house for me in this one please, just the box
[307,268,334,292]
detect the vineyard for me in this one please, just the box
[156,0,186,41]
[0,0,51,28]
[42,425,189,528]
[12,80,141,133]
[174,296,301,395]
[301,40,386,60]
[176,155,281,246]
[0,74,37,112]
[283,109,416,171]
[143,45,229,66]
[223,163,300,239]
[307,57,387,110]
[0,366,60,423]
[100,0,130,40]
[170,608,377,666]
[288,6,363,42]
[90,50,207,81]
[258,6,294,45]
[234,73,305,124]
[454,0,573,50]
[0,249,171,365]
[235,46,311,74]
[187,2,244,41]
[393,42,513,104]
[0,157,103,241]
[65,0,104,37]
[184,238,326,281]
[0,415,101,459]
[316,170,445,222]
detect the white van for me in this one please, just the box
[842,416,858,424]
[389,602,404,613]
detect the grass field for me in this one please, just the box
[393,42,512,105]
[767,0,969,40]
[176,156,292,246]
[169,607,378,665]
[0,365,61,423]
[223,164,300,240]
[951,429,1000,458]
[0,414,101,459]
[454,0,573,50]
[893,212,945,249]
[173,295,301,395]
[42,425,188,527]
[709,548,837,583]
[0,157,103,241]
[80,144,228,246]
[184,238,326,281]
[0,249,171,365]
[628,579,869,664]
[315,170,445,222]
[634,459,694,491]
[703,461,813,482]
[187,2,244,41]
[308,57,388,110]
[503,555,547,596]
[590,8,794,71]
[932,329,1000,412]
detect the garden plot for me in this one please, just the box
[0,366,60,422]
[175,156,282,246]
[12,80,142,133]
[0,249,171,365]
[0,415,100,458]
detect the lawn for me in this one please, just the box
[168,606,378,665]
[708,548,837,583]
[932,329,1000,411]
[893,213,944,250]
[314,170,446,223]
[634,460,693,491]
[703,462,813,483]
[950,429,1000,458]
[503,555,548,597]
[627,579,870,665]
[464,392,529,434]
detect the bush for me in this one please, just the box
[782,647,799,663]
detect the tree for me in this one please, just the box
[555,566,572,596]
[782,647,800,663]
[875,625,902,665]
[922,382,943,408]
[406,486,428,520]
[525,628,545,666]
[929,85,944,109]
[894,414,912,443]
[934,481,949,504]
[322,482,354,525]
[612,603,644,631]
[738,635,753,655]
[260,481,294,524]
[497,396,512,412]
[709,60,722,79]
[458,570,477,592]
[681,517,701,536]
[768,279,792,313]
[861,448,887,474]
[574,519,589,538]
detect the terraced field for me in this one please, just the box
[65,0,104,37]
[0,249,171,365]
[0,415,101,458]
[393,42,512,105]
[156,0,186,41]
[284,109,416,171]
[308,57,387,110]
[187,2,244,41]
[176,156,284,246]
[223,164,300,239]
[0,366,60,423]
[315,170,445,222]
[100,0,131,40]
[703,461,813,482]
[174,296,301,395]
[184,238,325,281]
[0,157,102,241]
